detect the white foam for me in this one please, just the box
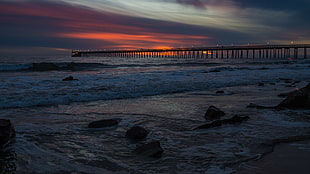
[0,58,309,109]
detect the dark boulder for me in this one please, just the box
[126,126,149,140]
[210,69,221,73]
[194,115,249,130]
[277,83,310,109]
[88,119,119,128]
[248,83,310,110]
[285,79,292,84]
[258,83,265,86]
[277,91,296,97]
[204,106,225,120]
[0,119,15,149]
[203,69,221,73]
[134,141,163,158]
[247,103,273,109]
[62,76,78,81]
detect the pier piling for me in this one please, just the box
[72,44,310,59]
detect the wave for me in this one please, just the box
[0,62,115,72]
[0,61,220,72]
[1,68,310,109]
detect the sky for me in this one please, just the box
[0,0,309,56]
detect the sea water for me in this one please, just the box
[0,56,309,173]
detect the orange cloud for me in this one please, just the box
[0,1,212,50]
[58,32,211,48]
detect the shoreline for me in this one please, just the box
[1,82,310,173]
[236,140,310,174]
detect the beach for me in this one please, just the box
[236,140,310,174]
[2,0,310,172]
[0,56,310,173]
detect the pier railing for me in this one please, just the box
[72,44,310,59]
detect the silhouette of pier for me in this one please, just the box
[72,44,310,59]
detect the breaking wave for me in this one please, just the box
[0,62,114,72]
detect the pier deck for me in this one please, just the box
[72,44,310,59]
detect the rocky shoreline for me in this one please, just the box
[1,82,310,173]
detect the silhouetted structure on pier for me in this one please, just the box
[72,44,310,59]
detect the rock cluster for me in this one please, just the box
[87,119,161,157]
[193,104,250,130]
[124,126,162,157]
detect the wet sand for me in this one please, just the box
[236,140,310,174]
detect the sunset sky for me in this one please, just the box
[1,0,309,55]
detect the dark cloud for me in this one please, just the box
[237,0,309,10]
[172,0,310,11]
[0,0,309,55]
[175,0,207,9]
[0,0,213,54]
[237,0,310,26]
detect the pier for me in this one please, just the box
[72,44,310,59]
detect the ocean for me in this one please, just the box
[0,55,310,173]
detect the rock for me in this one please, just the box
[134,141,163,158]
[62,76,78,81]
[284,80,292,84]
[248,83,310,110]
[246,103,273,109]
[247,103,257,108]
[126,126,149,140]
[210,69,221,73]
[0,119,15,149]
[293,80,301,84]
[88,119,119,128]
[193,115,249,130]
[258,83,265,86]
[204,106,225,120]
[277,83,310,109]
[203,70,221,73]
[216,90,225,94]
[277,91,296,97]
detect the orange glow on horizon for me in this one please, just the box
[0,1,213,50]
[0,1,215,51]
[58,32,211,49]
[154,46,173,50]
